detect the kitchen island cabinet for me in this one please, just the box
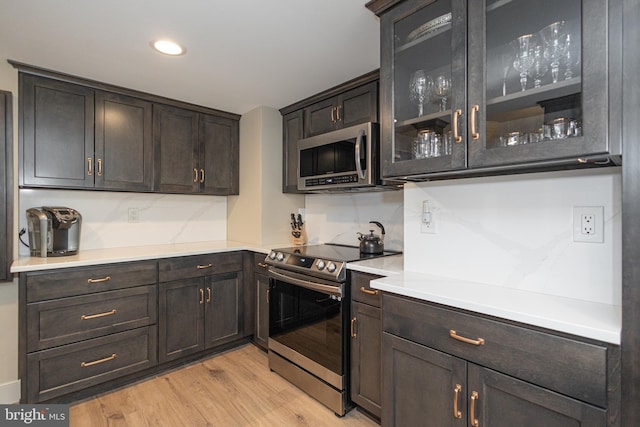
[158,253,244,363]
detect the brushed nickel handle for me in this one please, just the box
[360,286,379,296]
[453,109,463,143]
[197,263,213,270]
[87,276,111,284]
[258,262,268,268]
[200,168,205,183]
[351,317,357,338]
[81,309,117,320]
[207,287,211,303]
[87,157,93,176]
[449,330,485,346]
[97,158,103,176]
[470,104,480,140]
[193,168,198,183]
[470,391,479,427]
[453,384,462,419]
[81,353,116,368]
[199,288,204,304]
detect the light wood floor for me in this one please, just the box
[70,344,379,426]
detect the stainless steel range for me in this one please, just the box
[265,244,398,416]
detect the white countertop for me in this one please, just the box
[371,271,621,344]
[10,240,287,273]
[347,254,403,276]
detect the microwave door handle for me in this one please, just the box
[354,128,366,180]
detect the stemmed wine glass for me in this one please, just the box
[432,74,451,112]
[512,34,535,91]
[540,21,568,84]
[529,43,548,88]
[409,70,432,117]
[563,32,580,80]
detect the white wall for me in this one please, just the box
[18,189,228,255]
[404,168,622,306]
[305,190,404,252]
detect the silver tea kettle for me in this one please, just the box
[358,221,385,254]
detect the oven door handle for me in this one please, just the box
[269,269,342,298]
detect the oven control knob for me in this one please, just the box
[276,252,285,262]
[326,262,337,273]
[316,260,326,270]
[269,251,277,260]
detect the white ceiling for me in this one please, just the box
[1,0,381,115]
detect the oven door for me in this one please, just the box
[268,267,347,390]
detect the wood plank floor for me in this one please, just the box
[70,344,379,426]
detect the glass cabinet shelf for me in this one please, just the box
[487,78,581,114]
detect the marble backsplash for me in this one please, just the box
[304,190,404,252]
[403,168,622,306]
[18,189,228,256]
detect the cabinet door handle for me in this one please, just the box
[470,104,480,140]
[350,317,357,338]
[266,288,270,304]
[81,353,116,368]
[197,263,213,270]
[336,105,342,121]
[87,157,93,176]
[331,107,336,123]
[258,262,268,268]
[200,168,205,183]
[199,288,205,304]
[81,309,117,320]
[452,109,463,143]
[470,391,479,427]
[87,276,111,284]
[207,287,211,303]
[359,286,379,296]
[453,384,462,419]
[97,159,103,176]
[193,168,198,183]
[449,330,485,346]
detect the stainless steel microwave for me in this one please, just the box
[297,122,381,191]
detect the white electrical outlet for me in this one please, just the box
[128,208,140,223]
[421,200,437,234]
[573,206,604,243]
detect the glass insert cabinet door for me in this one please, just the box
[381,0,467,178]
[467,0,608,168]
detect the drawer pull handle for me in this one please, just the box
[87,276,111,284]
[350,317,357,338]
[470,104,480,140]
[199,288,205,304]
[449,330,485,346]
[81,353,116,368]
[258,262,268,268]
[470,391,479,427]
[197,264,213,269]
[453,384,462,419]
[207,287,212,303]
[359,287,379,296]
[81,309,117,320]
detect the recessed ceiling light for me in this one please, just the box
[152,40,186,56]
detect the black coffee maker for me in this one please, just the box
[26,207,82,257]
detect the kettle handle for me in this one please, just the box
[369,221,385,236]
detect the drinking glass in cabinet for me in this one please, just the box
[540,21,569,84]
[512,34,535,92]
[432,73,451,112]
[409,70,432,117]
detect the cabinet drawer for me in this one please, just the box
[158,252,242,282]
[24,261,157,303]
[27,285,157,352]
[351,272,382,307]
[26,326,157,402]
[382,293,607,407]
[254,252,269,272]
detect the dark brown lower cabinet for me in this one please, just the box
[159,271,243,363]
[382,333,605,426]
[350,301,382,417]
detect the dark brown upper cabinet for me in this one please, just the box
[1,90,13,282]
[20,74,152,191]
[153,104,239,195]
[369,0,621,180]
[303,81,378,137]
